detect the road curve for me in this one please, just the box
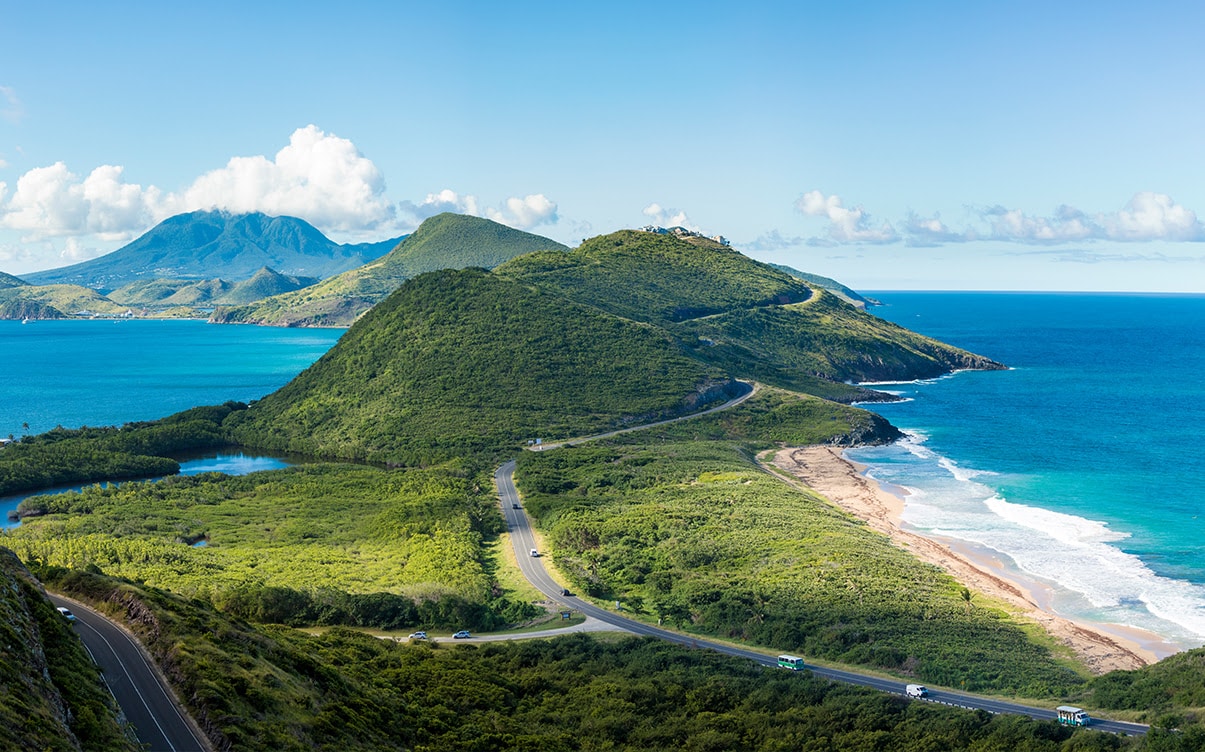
[530,379,757,451]
[495,462,1148,738]
[49,594,210,752]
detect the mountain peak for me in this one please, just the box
[20,212,404,291]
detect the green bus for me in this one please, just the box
[777,655,805,670]
[1056,706,1090,726]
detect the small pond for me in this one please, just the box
[2,452,293,530]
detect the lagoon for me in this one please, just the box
[1,451,294,530]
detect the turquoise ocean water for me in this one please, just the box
[849,293,1205,653]
[0,319,344,439]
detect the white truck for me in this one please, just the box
[906,684,928,698]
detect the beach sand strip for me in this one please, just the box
[767,445,1160,674]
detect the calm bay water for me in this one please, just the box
[849,293,1205,652]
[0,319,343,438]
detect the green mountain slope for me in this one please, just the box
[108,267,317,307]
[0,549,134,751]
[498,230,813,325]
[676,286,1002,388]
[211,213,567,327]
[498,231,1001,400]
[227,267,727,464]
[0,270,29,289]
[22,211,404,291]
[769,263,878,307]
[0,283,127,319]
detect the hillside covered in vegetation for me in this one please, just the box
[212,213,569,326]
[225,266,729,463]
[497,230,1002,401]
[0,548,134,751]
[17,224,1202,749]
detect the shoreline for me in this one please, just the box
[769,445,1168,674]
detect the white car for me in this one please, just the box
[452,630,472,639]
[56,607,77,622]
[408,631,428,640]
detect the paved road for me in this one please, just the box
[49,594,209,752]
[530,379,757,451]
[496,462,1148,738]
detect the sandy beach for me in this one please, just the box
[768,445,1166,674]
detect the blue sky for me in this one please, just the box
[1,1,1203,291]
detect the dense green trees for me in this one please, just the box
[0,402,244,497]
[27,566,1149,751]
[8,462,537,631]
[227,268,724,464]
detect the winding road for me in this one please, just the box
[495,461,1150,738]
[48,594,209,752]
[47,376,1145,743]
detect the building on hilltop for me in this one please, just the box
[637,225,730,246]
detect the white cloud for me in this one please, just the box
[641,202,699,232]
[978,194,1204,244]
[743,229,807,251]
[0,162,160,240]
[1101,192,1204,242]
[399,189,481,222]
[795,190,898,244]
[0,85,23,124]
[60,236,104,263]
[173,125,394,231]
[400,189,558,231]
[0,126,396,244]
[903,212,976,246]
[791,191,1205,247]
[486,194,558,229]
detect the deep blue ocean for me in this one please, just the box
[0,319,343,438]
[850,293,1205,653]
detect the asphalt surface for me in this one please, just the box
[496,461,1149,738]
[48,594,209,752]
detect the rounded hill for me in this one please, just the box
[228,267,728,464]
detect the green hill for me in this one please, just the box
[769,263,878,307]
[211,213,568,327]
[108,267,317,308]
[0,549,134,751]
[498,230,813,325]
[0,283,127,319]
[497,230,1002,400]
[227,267,727,464]
[0,271,29,289]
[21,211,404,291]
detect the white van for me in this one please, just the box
[906,684,928,698]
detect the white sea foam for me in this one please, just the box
[858,436,1205,646]
[937,456,995,482]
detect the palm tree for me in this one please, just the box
[960,587,974,615]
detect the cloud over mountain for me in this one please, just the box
[400,190,558,230]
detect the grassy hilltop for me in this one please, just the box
[12,224,1205,749]
[212,213,569,327]
[498,230,1002,400]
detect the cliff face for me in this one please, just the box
[0,548,134,750]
